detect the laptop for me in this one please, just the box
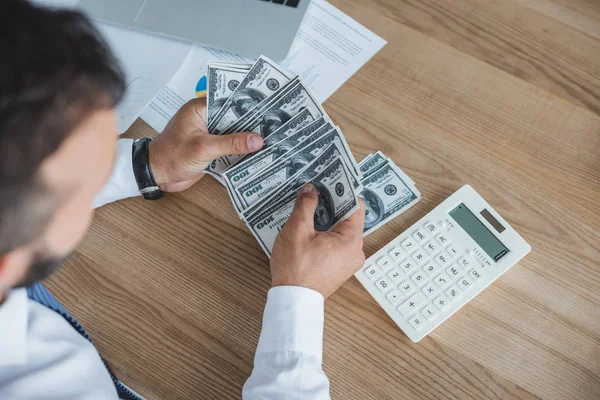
[78,0,311,61]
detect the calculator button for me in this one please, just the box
[445,285,462,300]
[458,256,478,270]
[433,294,450,310]
[469,268,483,281]
[436,233,450,245]
[411,249,428,265]
[424,241,440,255]
[363,265,382,281]
[421,304,438,319]
[423,262,439,276]
[408,315,426,330]
[398,281,415,296]
[385,290,403,305]
[446,245,461,258]
[422,283,439,298]
[399,260,416,274]
[435,252,452,267]
[387,268,403,283]
[423,221,437,234]
[458,275,473,290]
[401,238,417,253]
[397,292,427,317]
[434,272,452,288]
[388,246,405,262]
[376,256,394,271]
[412,229,429,242]
[410,271,427,286]
[446,264,462,278]
[375,277,392,293]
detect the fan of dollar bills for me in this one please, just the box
[204,56,421,257]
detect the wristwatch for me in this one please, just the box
[131,137,164,200]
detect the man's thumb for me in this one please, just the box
[286,184,319,233]
[200,132,263,160]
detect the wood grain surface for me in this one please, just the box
[47,0,600,398]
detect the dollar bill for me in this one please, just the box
[224,79,326,137]
[264,114,327,148]
[213,106,320,178]
[360,162,421,236]
[206,64,252,126]
[231,127,359,213]
[360,151,387,176]
[358,153,374,167]
[239,143,362,221]
[208,56,292,132]
[245,157,360,257]
[205,78,301,176]
[222,118,333,190]
[216,76,300,135]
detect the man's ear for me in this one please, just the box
[0,249,30,295]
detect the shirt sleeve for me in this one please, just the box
[93,139,141,209]
[243,286,330,400]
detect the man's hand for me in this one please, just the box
[270,185,367,298]
[148,98,263,192]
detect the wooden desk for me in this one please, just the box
[48,0,600,398]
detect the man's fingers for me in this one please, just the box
[197,132,263,160]
[284,184,319,236]
[189,97,207,123]
[332,197,366,237]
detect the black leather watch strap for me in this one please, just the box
[132,138,164,200]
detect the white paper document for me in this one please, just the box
[141,0,386,133]
[31,0,192,133]
[98,25,192,133]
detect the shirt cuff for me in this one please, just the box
[93,139,141,208]
[256,286,325,361]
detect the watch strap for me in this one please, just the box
[131,138,164,200]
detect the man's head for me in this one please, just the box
[0,1,125,294]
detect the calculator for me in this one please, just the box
[356,185,531,342]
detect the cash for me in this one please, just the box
[245,157,361,257]
[359,151,387,176]
[209,81,328,175]
[358,157,421,236]
[222,117,331,190]
[223,79,326,136]
[203,56,421,257]
[206,62,251,123]
[229,128,360,214]
[240,143,362,221]
[208,56,292,133]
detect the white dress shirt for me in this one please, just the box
[0,138,330,400]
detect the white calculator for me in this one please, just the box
[356,185,531,342]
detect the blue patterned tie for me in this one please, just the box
[27,282,143,400]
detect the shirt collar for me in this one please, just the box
[0,288,28,366]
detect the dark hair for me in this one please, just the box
[0,1,125,255]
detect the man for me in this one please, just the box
[0,2,366,399]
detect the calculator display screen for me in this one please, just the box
[449,203,509,262]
